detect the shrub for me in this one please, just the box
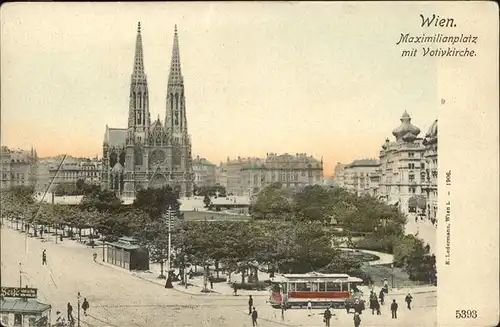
[354,236,395,253]
[232,281,270,291]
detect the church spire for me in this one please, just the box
[128,22,150,131]
[165,25,188,135]
[168,25,184,86]
[133,22,145,78]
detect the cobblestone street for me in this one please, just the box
[2,226,436,326]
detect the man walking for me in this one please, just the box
[251,307,258,326]
[390,299,398,319]
[378,289,385,305]
[42,250,47,265]
[233,283,238,296]
[93,252,97,262]
[323,308,332,327]
[67,302,74,323]
[82,298,89,316]
[353,312,361,327]
[405,293,413,310]
[248,295,253,315]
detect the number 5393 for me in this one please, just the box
[456,310,477,319]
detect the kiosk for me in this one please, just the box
[105,236,149,271]
[0,287,51,327]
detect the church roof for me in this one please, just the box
[104,126,127,147]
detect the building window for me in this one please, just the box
[409,152,414,158]
[408,163,415,169]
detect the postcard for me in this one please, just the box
[1,2,498,327]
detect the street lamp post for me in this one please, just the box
[391,263,394,289]
[77,292,81,327]
[102,238,105,262]
[164,206,173,289]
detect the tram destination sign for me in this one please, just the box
[0,287,38,298]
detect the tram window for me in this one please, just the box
[295,282,310,291]
[326,282,342,292]
[310,282,318,291]
[318,282,326,291]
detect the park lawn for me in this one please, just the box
[182,210,250,221]
[362,263,429,289]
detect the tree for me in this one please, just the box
[80,188,122,213]
[134,186,180,220]
[251,183,293,220]
[203,194,211,208]
[393,234,435,282]
[76,178,86,191]
[293,185,334,222]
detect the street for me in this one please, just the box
[1,226,436,326]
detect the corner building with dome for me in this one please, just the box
[378,111,438,222]
[102,23,194,198]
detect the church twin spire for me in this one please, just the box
[168,25,183,86]
[133,22,146,79]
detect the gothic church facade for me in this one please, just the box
[102,23,194,198]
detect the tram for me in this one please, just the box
[268,272,364,309]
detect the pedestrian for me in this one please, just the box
[251,307,258,326]
[370,294,378,315]
[42,250,47,265]
[209,274,214,290]
[375,299,381,315]
[353,312,361,327]
[383,278,389,293]
[323,308,332,327]
[233,283,238,296]
[248,295,253,315]
[82,298,89,316]
[93,252,97,262]
[378,289,385,305]
[67,302,74,323]
[307,300,312,316]
[405,293,413,310]
[390,299,398,319]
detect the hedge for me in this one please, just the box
[232,281,271,291]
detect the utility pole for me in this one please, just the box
[102,238,105,262]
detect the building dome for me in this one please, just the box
[402,132,417,143]
[423,119,438,145]
[427,119,437,137]
[392,111,421,141]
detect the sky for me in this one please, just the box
[1,2,439,175]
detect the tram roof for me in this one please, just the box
[271,272,363,283]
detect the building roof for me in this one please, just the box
[193,156,215,166]
[0,299,51,314]
[104,126,127,148]
[346,159,379,168]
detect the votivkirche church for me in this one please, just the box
[102,23,194,197]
